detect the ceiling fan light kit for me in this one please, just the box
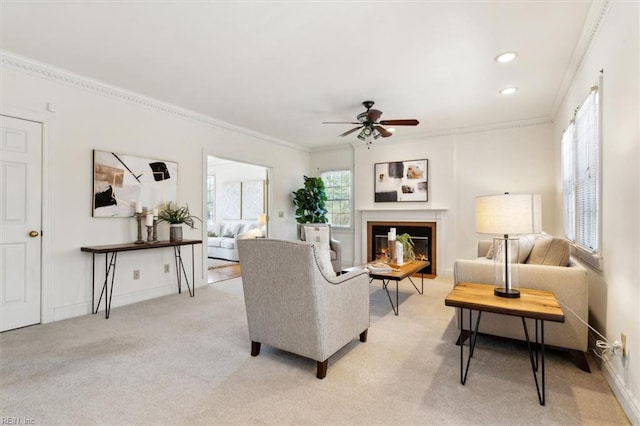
[323,100,419,147]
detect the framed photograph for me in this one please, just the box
[242,180,265,220]
[93,150,178,217]
[374,159,428,202]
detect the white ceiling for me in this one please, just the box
[1,1,595,149]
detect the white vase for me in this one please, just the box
[169,224,183,241]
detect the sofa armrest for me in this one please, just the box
[329,238,342,263]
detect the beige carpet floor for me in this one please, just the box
[0,275,629,425]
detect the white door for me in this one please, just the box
[0,115,42,331]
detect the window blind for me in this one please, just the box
[562,87,600,254]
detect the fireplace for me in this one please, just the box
[366,221,436,277]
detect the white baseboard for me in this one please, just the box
[602,360,640,425]
[52,282,204,322]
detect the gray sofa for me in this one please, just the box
[453,237,589,371]
[237,238,370,379]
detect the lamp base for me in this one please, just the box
[494,287,521,298]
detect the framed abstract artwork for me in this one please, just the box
[242,180,265,220]
[92,150,178,217]
[374,159,428,202]
[222,182,242,220]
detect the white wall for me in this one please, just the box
[1,56,309,322]
[552,2,640,422]
[322,123,556,275]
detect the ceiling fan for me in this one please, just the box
[323,100,419,142]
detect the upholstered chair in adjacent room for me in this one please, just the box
[237,238,370,379]
[297,223,342,274]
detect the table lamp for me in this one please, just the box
[257,213,267,236]
[476,193,542,298]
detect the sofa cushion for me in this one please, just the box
[526,236,571,266]
[303,225,330,252]
[220,238,236,250]
[208,237,223,248]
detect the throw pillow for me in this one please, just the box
[221,223,241,238]
[526,236,571,266]
[312,242,336,278]
[486,243,495,259]
[207,231,218,237]
[518,234,537,263]
[303,225,330,252]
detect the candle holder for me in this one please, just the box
[134,213,145,244]
[151,218,159,243]
[146,225,153,243]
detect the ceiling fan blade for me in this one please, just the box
[322,121,361,124]
[374,125,392,138]
[338,126,363,137]
[379,119,420,126]
[367,109,382,123]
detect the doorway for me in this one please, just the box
[205,156,270,283]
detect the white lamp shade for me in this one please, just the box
[476,193,542,235]
[257,214,267,226]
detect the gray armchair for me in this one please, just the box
[237,238,370,379]
[297,223,342,274]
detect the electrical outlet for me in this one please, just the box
[621,332,627,357]
[133,270,140,280]
[164,264,170,273]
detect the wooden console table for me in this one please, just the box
[445,282,564,405]
[81,239,202,319]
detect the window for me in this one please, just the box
[562,84,601,267]
[321,170,351,228]
[206,175,216,222]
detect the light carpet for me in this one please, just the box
[0,275,629,425]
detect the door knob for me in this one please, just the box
[29,230,39,237]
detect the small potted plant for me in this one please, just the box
[158,202,201,241]
[395,233,416,262]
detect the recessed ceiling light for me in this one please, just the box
[495,52,518,63]
[500,87,518,95]
[387,128,396,133]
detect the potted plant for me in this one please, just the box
[158,202,201,241]
[395,233,416,262]
[292,175,328,224]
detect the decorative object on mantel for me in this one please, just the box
[374,159,428,202]
[292,176,328,224]
[92,149,178,218]
[158,202,201,242]
[475,193,542,298]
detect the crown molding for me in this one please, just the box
[0,50,309,153]
[549,0,611,119]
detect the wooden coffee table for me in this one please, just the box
[346,260,429,315]
[444,282,565,405]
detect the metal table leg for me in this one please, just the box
[174,245,194,297]
[459,308,482,385]
[522,318,546,405]
[94,251,117,319]
[382,278,399,316]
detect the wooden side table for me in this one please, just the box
[444,282,565,405]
